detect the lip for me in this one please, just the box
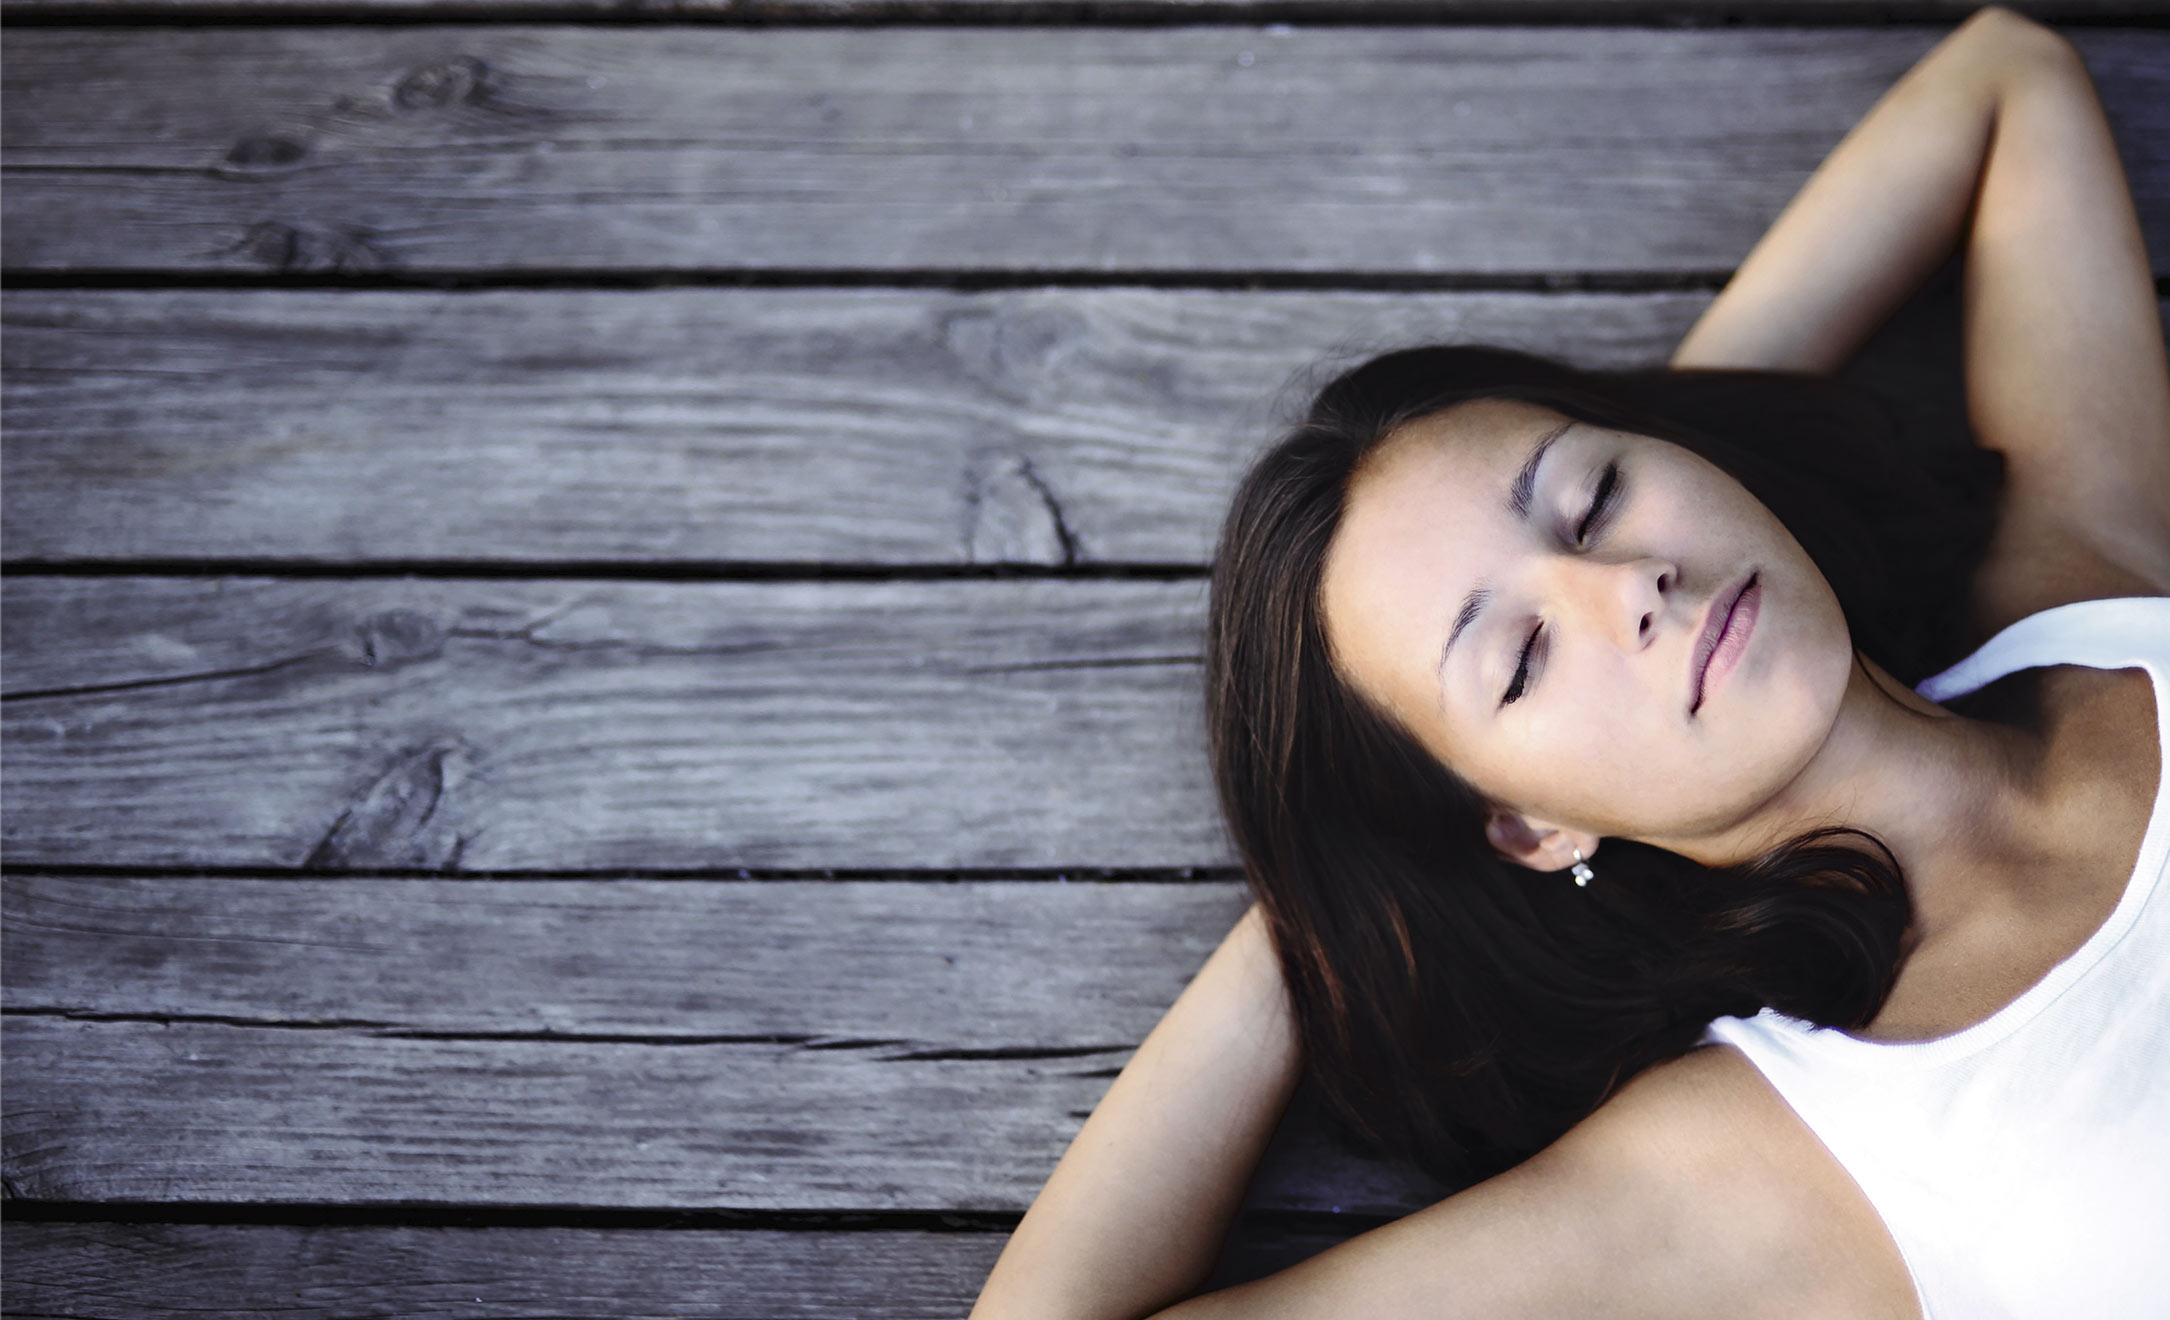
[1690,571,1759,715]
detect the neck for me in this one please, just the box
[1658,653,2050,934]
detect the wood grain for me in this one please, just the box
[0,577,1230,869]
[7,0,2167,17]
[12,285,2140,567]
[0,288,1707,566]
[0,1222,1012,1320]
[2,875,1249,1044]
[0,1219,1377,1316]
[0,874,1447,1212]
[1,1014,1113,1209]
[7,28,2163,275]
[0,1013,1444,1212]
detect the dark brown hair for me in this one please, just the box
[1205,346,2003,1186]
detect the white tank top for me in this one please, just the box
[1702,595,2170,1320]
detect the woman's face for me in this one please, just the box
[1318,398,1855,849]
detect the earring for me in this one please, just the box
[1570,847,1595,888]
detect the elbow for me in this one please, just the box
[1962,6,2087,84]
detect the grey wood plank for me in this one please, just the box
[6,28,2163,275]
[0,288,1709,566]
[1,875,1249,1044]
[0,1222,1013,1320]
[0,1218,1362,1315]
[0,1219,1369,1315]
[8,0,2167,14]
[14,285,2146,568]
[0,577,1232,869]
[0,875,1447,1213]
[0,1014,1444,1211]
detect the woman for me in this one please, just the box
[973,8,2169,1317]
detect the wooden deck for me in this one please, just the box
[3,3,2167,1313]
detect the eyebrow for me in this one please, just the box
[1435,418,1575,690]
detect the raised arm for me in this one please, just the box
[1676,6,2170,628]
[1671,7,2142,376]
[970,904,1304,1320]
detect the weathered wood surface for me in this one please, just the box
[2,875,1246,1042]
[0,577,1230,869]
[0,1223,1006,1320]
[0,1011,1440,1213]
[0,1219,1366,1317]
[0,874,1445,1211]
[9,0,2168,16]
[13,284,2136,567]
[7,28,2166,275]
[0,288,1708,566]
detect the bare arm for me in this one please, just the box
[1150,1048,1916,1320]
[970,904,1304,1320]
[1674,7,2170,625]
[1671,7,2144,378]
[973,917,1914,1320]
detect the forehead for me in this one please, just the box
[1333,396,1565,580]
[1318,398,1563,721]
[1373,396,1562,472]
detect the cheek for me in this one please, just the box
[1507,625,1845,838]
[1455,658,1664,826]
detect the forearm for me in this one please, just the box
[1672,7,2086,373]
[971,904,1304,1320]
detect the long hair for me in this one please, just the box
[1205,345,2004,1186]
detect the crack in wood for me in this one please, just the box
[964,452,1078,567]
[5,862,1245,882]
[0,651,326,704]
[961,654,1200,674]
[0,1201,1031,1232]
[1,1011,1143,1059]
[2,1012,824,1047]
[3,1007,401,1032]
[378,1029,829,1046]
[884,1044,1134,1062]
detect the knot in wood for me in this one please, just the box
[305,741,474,871]
[229,221,391,275]
[395,56,489,112]
[356,610,446,670]
[220,135,309,174]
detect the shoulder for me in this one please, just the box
[1193,1046,1919,1319]
[1527,1044,1919,1319]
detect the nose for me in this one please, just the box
[1550,554,1676,651]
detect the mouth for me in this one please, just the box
[1690,571,1760,715]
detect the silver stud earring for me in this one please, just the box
[1570,847,1595,888]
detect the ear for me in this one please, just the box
[1482,808,1600,875]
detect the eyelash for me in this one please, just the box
[1576,462,1623,544]
[1502,624,1543,705]
[1501,461,1626,706]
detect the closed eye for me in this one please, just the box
[1501,622,1542,706]
[1576,461,1622,544]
